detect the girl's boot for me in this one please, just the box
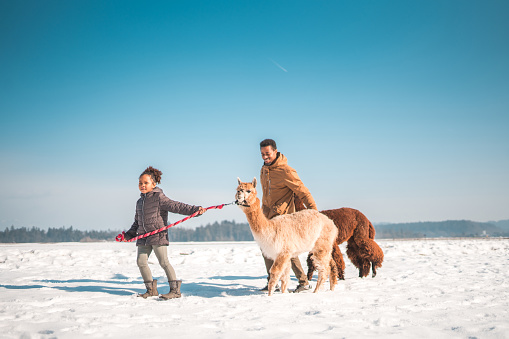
[160,280,182,300]
[138,279,158,299]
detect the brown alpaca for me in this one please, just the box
[295,197,384,280]
[236,178,339,296]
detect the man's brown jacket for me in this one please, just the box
[260,152,317,219]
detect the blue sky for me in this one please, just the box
[1,1,508,231]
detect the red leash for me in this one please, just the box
[115,202,235,242]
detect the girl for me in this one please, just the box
[119,166,206,300]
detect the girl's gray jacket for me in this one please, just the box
[124,187,200,246]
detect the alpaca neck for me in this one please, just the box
[243,198,269,234]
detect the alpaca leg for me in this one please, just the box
[268,253,291,296]
[315,270,325,293]
[369,239,384,278]
[346,238,361,273]
[314,262,331,293]
[329,258,338,291]
[332,242,345,280]
[306,252,315,281]
[310,249,331,293]
[280,262,292,293]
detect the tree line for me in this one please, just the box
[374,220,509,239]
[1,219,508,243]
[0,221,254,243]
[0,226,119,243]
[169,220,254,242]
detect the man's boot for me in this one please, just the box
[138,279,158,299]
[259,275,280,292]
[160,280,182,300]
[293,282,312,293]
[259,282,280,292]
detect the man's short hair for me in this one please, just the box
[260,139,277,150]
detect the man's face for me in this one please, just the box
[260,146,278,165]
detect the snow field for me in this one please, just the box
[1,238,508,339]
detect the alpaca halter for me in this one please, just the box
[115,202,236,242]
[235,200,250,207]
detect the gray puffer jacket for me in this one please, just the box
[125,187,200,246]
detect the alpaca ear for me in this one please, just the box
[237,177,241,185]
[252,177,257,188]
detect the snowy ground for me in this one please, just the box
[1,238,508,339]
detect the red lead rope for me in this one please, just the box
[115,202,236,243]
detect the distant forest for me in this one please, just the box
[0,226,119,243]
[169,220,254,242]
[1,219,508,243]
[0,221,254,243]
[375,219,509,239]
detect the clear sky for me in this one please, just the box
[1,1,508,231]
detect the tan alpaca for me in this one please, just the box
[236,178,339,296]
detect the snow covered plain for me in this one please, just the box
[1,238,508,339]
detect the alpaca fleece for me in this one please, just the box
[236,178,338,295]
[295,196,384,280]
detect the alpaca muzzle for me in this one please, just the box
[235,199,250,207]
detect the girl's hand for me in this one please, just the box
[197,207,206,215]
[115,232,126,242]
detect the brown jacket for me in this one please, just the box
[260,152,317,219]
[125,187,200,246]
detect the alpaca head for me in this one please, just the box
[235,177,258,208]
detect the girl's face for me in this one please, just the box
[139,174,156,194]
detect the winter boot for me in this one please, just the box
[138,279,158,299]
[160,280,182,300]
[259,283,280,292]
[293,282,312,293]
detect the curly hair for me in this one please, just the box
[140,166,162,185]
[260,138,277,150]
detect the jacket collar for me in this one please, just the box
[140,186,162,197]
[263,152,286,168]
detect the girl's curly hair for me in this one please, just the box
[140,166,162,185]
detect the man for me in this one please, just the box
[259,138,317,293]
